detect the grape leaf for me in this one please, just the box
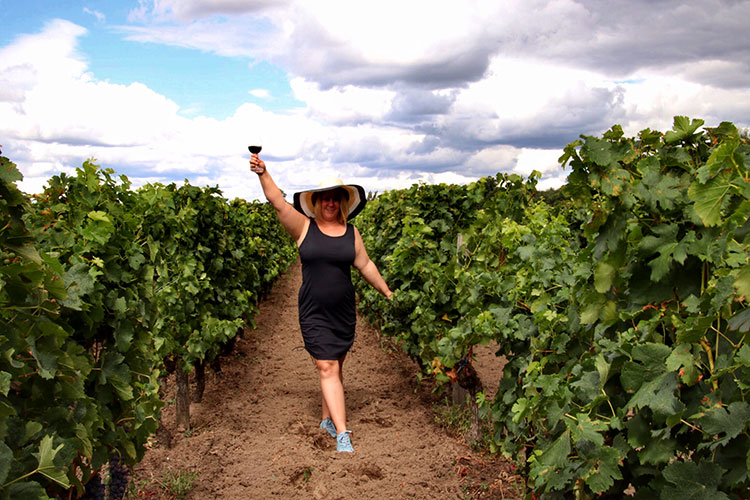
[640,436,678,465]
[594,261,616,293]
[569,413,605,446]
[7,481,51,500]
[586,446,623,494]
[697,138,740,182]
[625,411,650,448]
[0,441,11,484]
[0,371,10,396]
[584,138,617,167]
[664,116,705,144]
[539,430,571,468]
[33,435,70,488]
[636,163,683,211]
[699,402,750,446]
[733,265,750,298]
[688,170,735,227]
[627,372,683,417]
[0,156,23,183]
[728,309,750,335]
[661,460,729,500]
[736,344,750,366]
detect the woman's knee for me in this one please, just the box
[316,360,339,379]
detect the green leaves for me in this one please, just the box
[664,116,705,144]
[353,117,750,499]
[698,402,750,447]
[688,122,748,228]
[530,430,572,491]
[661,461,729,500]
[594,261,616,293]
[569,413,606,447]
[0,442,11,484]
[734,265,750,298]
[689,170,735,226]
[34,436,69,488]
[2,157,296,498]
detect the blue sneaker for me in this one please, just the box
[320,418,336,438]
[336,431,354,453]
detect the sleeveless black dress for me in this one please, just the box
[298,219,356,360]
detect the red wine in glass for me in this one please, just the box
[248,145,262,154]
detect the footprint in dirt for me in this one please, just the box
[353,463,384,480]
[358,416,393,427]
[291,420,335,450]
[312,433,334,450]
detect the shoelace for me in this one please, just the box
[337,431,353,452]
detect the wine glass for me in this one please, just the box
[248,145,262,154]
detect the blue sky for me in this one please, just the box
[1,0,749,201]
[1,1,301,119]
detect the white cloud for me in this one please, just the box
[449,57,624,145]
[4,1,750,202]
[83,8,106,23]
[248,88,270,98]
[132,0,284,22]
[295,0,493,65]
[617,74,750,136]
[289,78,395,125]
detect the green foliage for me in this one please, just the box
[1,155,295,499]
[355,117,750,498]
[354,173,537,369]
[136,183,295,371]
[0,157,90,498]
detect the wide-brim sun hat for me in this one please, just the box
[293,178,366,220]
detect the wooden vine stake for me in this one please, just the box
[455,234,484,445]
[175,358,191,431]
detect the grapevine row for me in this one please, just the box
[354,117,750,498]
[0,158,296,499]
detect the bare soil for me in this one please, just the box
[133,260,521,499]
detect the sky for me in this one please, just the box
[1,1,749,202]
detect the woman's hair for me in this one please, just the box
[311,188,350,223]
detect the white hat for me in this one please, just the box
[293,178,366,220]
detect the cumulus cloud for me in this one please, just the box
[117,1,750,147]
[1,21,473,200]
[385,89,458,124]
[3,0,750,201]
[541,0,750,86]
[123,0,750,92]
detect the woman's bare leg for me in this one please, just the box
[317,354,347,433]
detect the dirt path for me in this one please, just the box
[134,260,518,499]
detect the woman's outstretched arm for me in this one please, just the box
[352,226,393,299]
[250,155,308,243]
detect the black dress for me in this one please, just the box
[298,219,356,360]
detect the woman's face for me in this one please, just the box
[318,190,342,222]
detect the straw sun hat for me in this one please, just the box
[293,178,366,220]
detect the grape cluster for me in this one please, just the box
[107,454,130,500]
[82,473,105,500]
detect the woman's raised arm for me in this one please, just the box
[250,155,308,242]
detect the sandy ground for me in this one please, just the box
[132,260,520,499]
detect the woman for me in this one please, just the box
[250,152,393,453]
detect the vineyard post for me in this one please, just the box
[175,359,191,431]
[452,234,470,404]
[454,233,483,445]
[192,361,206,403]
